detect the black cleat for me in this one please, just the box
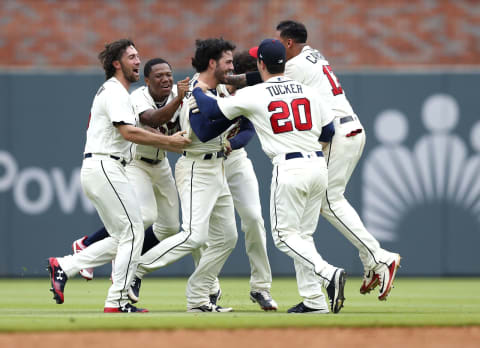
[326,268,346,313]
[187,303,233,313]
[209,288,222,305]
[128,277,142,303]
[287,302,329,314]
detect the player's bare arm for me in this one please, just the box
[225,71,263,87]
[225,73,247,87]
[116,124,191,150]
[140,77,188,128]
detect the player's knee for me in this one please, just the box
[324,190,346,205]
[322,195,346,216]
[240,208,264,232]
[152,225,179,242]
[223,229,238,249]
[188,233,209,249]
[141,209,158,230]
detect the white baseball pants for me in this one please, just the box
[296,116,397,304]
[225,149,272,292]
[125,157,179,241]
[136,155,237,309]
[270,154,337,309]
[58,156,144,308]
[322,116,396,269]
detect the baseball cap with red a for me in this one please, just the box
[249,38,286,67]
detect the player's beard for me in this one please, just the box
[214,66,231,85]
[121,62,139,83]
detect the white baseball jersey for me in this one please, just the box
[60,76,145,309]
[285,46,355,117]
[84,77,136,159]
[179,75,230,155]
[217,75,334,159]
[286,45,399,304]
[130,85,180,160]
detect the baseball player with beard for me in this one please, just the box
[71,57,190,282]
[274,20,401,301]
[192,38,347,314]
[129,38,239,313]
[47,39,190,313]
[126,52,278,311]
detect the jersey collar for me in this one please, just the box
[264,75,291,83]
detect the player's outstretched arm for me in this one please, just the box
[116,124,191,151]
[139,77,190,128]
[225,73,247,88]
[192,87,225,121]
[225,72,262,87]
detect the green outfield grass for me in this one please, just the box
[1,277,479,332]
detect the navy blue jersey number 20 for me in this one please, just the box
[268,98,312,134]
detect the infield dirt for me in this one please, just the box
[1,327,479,348]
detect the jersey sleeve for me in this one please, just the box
[216,88,251,120]
[317,97,335,127]
[284,61,305,84]
[130,88,152,115]
[105,86,136,125]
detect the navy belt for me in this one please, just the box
[140,157,161,165]
[339,116,354,124]
[84,153,127,167]
[183,151,225,160]
[285,151,323,160]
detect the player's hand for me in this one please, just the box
[177,77,190,99]
[223,139,232,156]
[167,130,191,150]
[188,97,199,114]
[145,125,163,134]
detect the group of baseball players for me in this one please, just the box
[47,19,401,314]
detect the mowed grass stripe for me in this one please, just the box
[0,277,479,331]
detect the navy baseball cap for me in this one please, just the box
[249,38,286,66]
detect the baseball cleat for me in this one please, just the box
[250,290,278,311]
[187,303,233,313]
[360,270,380,294]
[104,303,149,313]
[47,257,68,304]
[377,254,401,301]
[127,276,142,303]
[72,236,94,281]
[287,302,329,314]
[209,288,222,305]
[326,268,346,314]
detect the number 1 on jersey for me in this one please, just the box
[323,65,343,96]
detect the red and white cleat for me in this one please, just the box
[377,254,402,301]
[72,236,94,281]
[104,303,149,313]
[359,269,380,295]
